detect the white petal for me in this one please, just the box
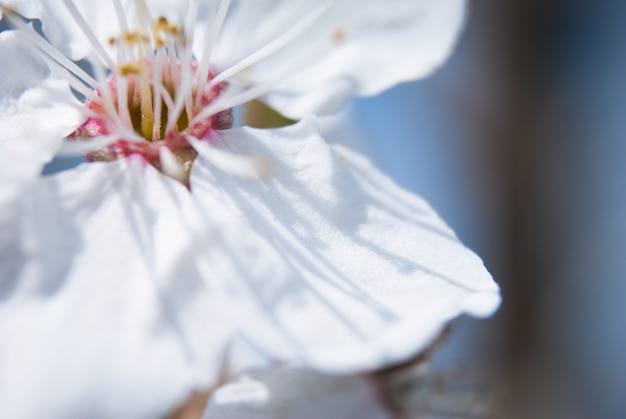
[204,369,389,419]
[212,0,466,118]
[0,30,82,165]
[0,150,43,291]
[0,148,42,204]
[189,118,500,373]
[0,160,233,418]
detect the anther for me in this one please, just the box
[122,32,150,45]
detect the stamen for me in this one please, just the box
[116,74,133,129]
[61,0,116,69]
[112,0,133,63]
[112,0,129,32]
[91,62,121,125]
[3,12,97,88]
[166,37,180,91]
[165,37,195,135]
[58,135,126,156]
[131,69,176,111]
[0,36,92,117]
[209,1,333,87]
[37,54,95,99]
[132,0,155,39]
[5,1,233,172]
[184,0,201,48]
[195,0,232,108]
[183,64,195,128]
[191,78,281,126]
[179,3,198,121]
[151,48,166,141]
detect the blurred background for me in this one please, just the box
[320,1,626,418]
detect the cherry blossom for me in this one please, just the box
[0,0,499,417]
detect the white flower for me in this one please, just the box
[0,0,500,417]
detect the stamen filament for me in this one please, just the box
[165,37,195,135]
[152,48,166,141]
[191,79,280,126]
[4,12,97,88]
[112,0,134,63]
[131,70,176,111]
[139,74,154,140]
[112,0,130,32]
[92,62,132,137]
[61,0,116,69]
[133,0,155,40]
[166,38,180,88]
[58,135,127,156]
[116,75,133,129]
[194,0,232,108]
[178,39,196,121]
[209,1,333,87]
[184,0,200,48]
[42,57,95,99]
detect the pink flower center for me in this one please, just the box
[67,17,234,185]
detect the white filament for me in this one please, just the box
[57,135,133,156]
[60,0,116,69]
[191,78,280,126]
[210,1,332,88]
[165,36,195,135]
[152,48,166,141]
[195,0,232,108]
[3,12,97,88]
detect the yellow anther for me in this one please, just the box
[119,63,142,75]
[153,16,181,35]
[108,32,150,47]
[122,31,150,44]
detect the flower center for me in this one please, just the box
[68,16,233,185]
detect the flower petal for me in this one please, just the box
[0,148,42,204]
[212,0,466,118]
[0,30,82,165]
[189,118,500,373]
[0,160,233,418]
